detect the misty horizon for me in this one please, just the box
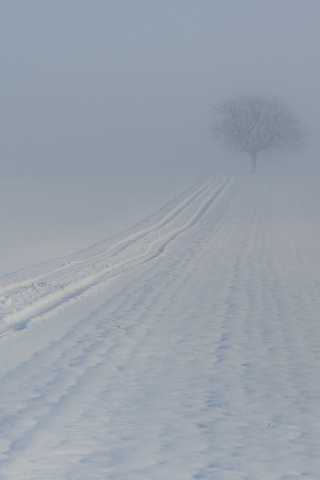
[1,0,319,175]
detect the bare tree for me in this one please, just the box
[211,95,308,173]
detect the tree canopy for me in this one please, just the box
[212,95,308,173]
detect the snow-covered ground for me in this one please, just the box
[0,174,196,276]
[1,173,320,479]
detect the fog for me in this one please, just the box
[1,0,319,175]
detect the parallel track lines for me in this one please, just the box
[0,176,231,337]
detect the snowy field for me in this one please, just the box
[1,173,320,479]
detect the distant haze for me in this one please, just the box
[1,0,319,175]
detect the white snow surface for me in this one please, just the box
[1,173,320,479]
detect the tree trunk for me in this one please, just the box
[251,153,257,174]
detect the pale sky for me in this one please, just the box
[1,0,319,175]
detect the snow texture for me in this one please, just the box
[0,174,320,479]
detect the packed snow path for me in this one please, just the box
[0,175,320,479]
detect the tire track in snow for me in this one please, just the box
[0,179,210,294]
[0,176,231,336]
